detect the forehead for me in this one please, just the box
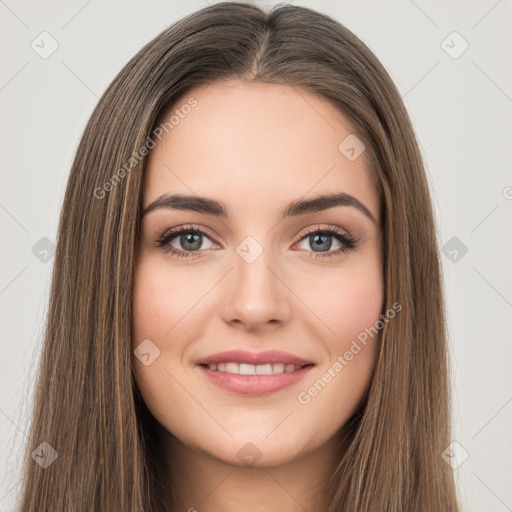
[143,82,379,222]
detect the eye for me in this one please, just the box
[155,223,358,259]
[155,225,217,258]
[294,225,358,259]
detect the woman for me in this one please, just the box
[19,2,460,511]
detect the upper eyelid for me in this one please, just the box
[162,224,219,244]
[299,224,352,238]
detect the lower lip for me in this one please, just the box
[197,364,315,396]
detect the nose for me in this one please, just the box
[220,244,292,332]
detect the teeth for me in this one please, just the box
[225,362,238,374]
[256,364,272,375]
[239,363,255,375]
[207,362,303,375]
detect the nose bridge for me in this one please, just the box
[222,232,291,327]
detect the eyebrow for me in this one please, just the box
[141,192,377,224]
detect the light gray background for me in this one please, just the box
[1,1,511,510]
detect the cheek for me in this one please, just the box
[131,261,183,404]
[132,258,203,345]
[131,258,214,420]
[293,260,383,412]
[295,257,384,348]
[329,266,383,376]
[330,270,383,343]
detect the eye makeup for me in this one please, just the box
[154,223,359,260]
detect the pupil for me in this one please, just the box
[311,234,331,252]
[181,233,202,251]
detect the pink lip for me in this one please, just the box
[195,349,315,396]
[195,349,314,366]
[198,364,315,396]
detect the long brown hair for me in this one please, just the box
[18,2,460,510]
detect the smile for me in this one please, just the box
[204,362,307,375]
[195,350,316,396]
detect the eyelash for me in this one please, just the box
[155,224,359,260]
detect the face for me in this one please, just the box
[133,81,384,468]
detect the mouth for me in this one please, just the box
[199,362,313,375]
[195,350,316,396]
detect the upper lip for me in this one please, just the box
[195,349,314,367]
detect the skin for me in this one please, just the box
[133,81,384,512]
